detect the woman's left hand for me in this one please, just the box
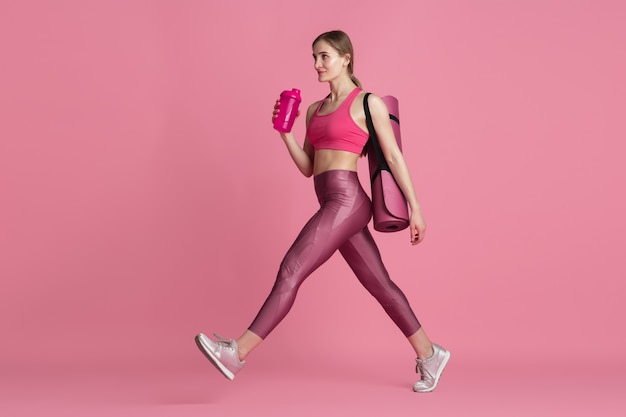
[409,209,426,245]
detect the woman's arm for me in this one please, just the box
[368,94,427,245]
[274,101,317,177]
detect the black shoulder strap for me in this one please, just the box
[363,93,391,180]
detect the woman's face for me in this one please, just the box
[312,40,349,83]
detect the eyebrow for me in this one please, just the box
[312,51,330,57]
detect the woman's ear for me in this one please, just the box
[344,54,351,67]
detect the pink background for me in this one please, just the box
[1,0,625,416]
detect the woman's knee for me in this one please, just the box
[272,266,305,295]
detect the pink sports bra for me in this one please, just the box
[307,88,369,154]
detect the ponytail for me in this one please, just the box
[350,74,362,88]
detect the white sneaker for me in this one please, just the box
[413,343,450,392]
[195,333,245,380]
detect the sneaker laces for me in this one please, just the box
[416,360,433,380]
[416,347,437,377]
[213,333,234,350]
[416,362,425,377]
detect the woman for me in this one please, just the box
[195,30,449,393]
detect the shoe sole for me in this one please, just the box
[195,333,236,381]
[413,350,451,393]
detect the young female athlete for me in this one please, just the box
[196,30,450,393]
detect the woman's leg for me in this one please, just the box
[236,330,262,361]
[408,328,434,360]
[195,202,358,378]
[242,171,373,355]
[239,208,343,356]
[338,227,450,393]
[338,227,433,359]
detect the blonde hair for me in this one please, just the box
[313,30,362,87]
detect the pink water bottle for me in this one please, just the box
[273,88,301,133]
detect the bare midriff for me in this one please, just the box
[313,149,360,176]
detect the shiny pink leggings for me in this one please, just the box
[248,170,421,339]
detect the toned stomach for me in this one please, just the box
[313,149,360,176]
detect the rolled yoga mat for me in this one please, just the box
[367,95,410,232]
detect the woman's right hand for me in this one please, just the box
[272,99,280,124]
[272,99,300,127]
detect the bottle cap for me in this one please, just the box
[283,88,300,99]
